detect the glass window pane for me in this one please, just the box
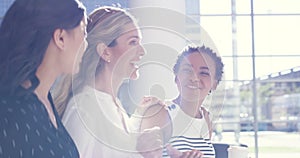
[222,57,234,82]
[236,16,252,56]
[0,0,14,17]
[221,56,300,82]
[254,0,300,14]
[81,0,129,13]
[200,16,233,56]
[255,57,300,80]
[236,57,253,81]
[222,57,254,81]
[254,16,300,55]
[200,0,231,14]
[236,0,251,14]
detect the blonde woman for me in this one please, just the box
[53,6,165,157]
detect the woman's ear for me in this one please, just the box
[53,28,66,50]
[96,43,111,62]
[211,80,218,91]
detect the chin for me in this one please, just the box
[129,71,139,80]
[182,91,200,98]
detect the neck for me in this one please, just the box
[33,42,62,100]
[174,96,203,118]
[34,63,59,100]
[94,68,122,98]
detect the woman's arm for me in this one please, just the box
[201,106,213,139]
[135,97,172,157]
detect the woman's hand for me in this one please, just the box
[136,126,164,158]
[166,144,203,158]
[135,96,166,117]
[140,96,165,108]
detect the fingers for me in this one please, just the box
[137,126,164,154]
[166,144,182,157]
[141,96,165,107]
[142,126,161,132]
[166,146,203,158]
[188,149,203,158]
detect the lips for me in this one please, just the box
[130,54,144,71]
[130,61,140,69]
[186,85,202,90]
[129,64,139,80]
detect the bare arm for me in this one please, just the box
[135,97,172,158]
[139,103,172,143]
[137,99,205,158]
[201,107,213,139]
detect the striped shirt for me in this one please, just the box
[162,102,215,158]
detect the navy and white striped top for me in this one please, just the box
[162,102,215,158]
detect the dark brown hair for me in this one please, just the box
[173,44,224,85]
[0,0,86,95]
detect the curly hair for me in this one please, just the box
[173,44,224,85]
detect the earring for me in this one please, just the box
[107,59,110,63]
[208,90,212,95]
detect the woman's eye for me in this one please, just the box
[129,40,138,45]
[200,72,210,76]
[182,69,193,73]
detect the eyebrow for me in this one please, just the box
[200,66,209,70]
[182,63,192,67]
[126,35,140,40]
[182,63,209,70]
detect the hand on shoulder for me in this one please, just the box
[135,96,166,116]
[140,96,165,108]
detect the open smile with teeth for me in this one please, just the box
[186,85,201,89]
[130,61,139,68]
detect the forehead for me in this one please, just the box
[82,12,88,24]
[181,52,215,70]
[80,17,87,27]
[118,23,141,39]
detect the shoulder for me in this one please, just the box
[139,100,173,143]
[164,101,181,119]
[142,101,169,121]
[139,99,171,130]
[67,89,100,109]
[63,92,99,119]
[201,106,210,116]
[0,95,43,121]
[62,90,100,123]
[0,96,80,158]
[164,101,178,111]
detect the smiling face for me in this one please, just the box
[107,23,145,80]
[175,52,217,102]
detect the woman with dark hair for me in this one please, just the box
[0,0,87,157]
[139,44,224,158]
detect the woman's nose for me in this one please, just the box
[138,44,146,56]
[190,72,200,82]
[191,78,200,83]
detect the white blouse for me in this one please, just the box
[162,102,215,158]
[62,86,141,158]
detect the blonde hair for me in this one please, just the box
[53,6,138,117]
